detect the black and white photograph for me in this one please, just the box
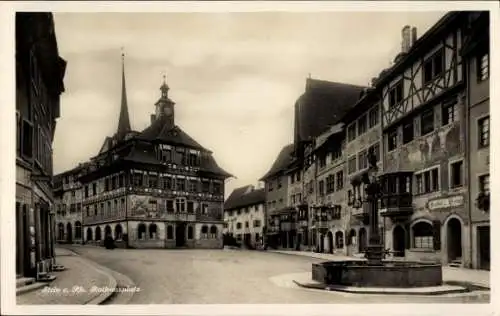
[0,1,497,315]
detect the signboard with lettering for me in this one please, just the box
[427,195,464,211]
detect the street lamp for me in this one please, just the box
[351,147,384,265]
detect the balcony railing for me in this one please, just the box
[379,193,414,217]
[380,193,413,209]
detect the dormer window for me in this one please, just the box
[158,144,172,162]
[188,150,200,166]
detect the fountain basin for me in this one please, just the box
[312,260,443,288]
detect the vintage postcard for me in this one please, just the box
[0,1,497,315]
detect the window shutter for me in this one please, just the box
[404,223,411,249]
[433,220,441,250]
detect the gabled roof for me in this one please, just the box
[375,12,462,88]
[294,78,368,144]
[260,143,295,181]
[200,155,233,178]
[120,139,232,178]
[99,136,113,154]
[136,115,205,150]
[224,185,265,210]
[313,122,344,152]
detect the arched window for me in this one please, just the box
[75,221,82,239]
[412,221,434,249]
[138,223,146,240]
[149,223,158,239]
[210,225,218,239]
[167,225,174,239]
[95,226,102,241]
[58,223,65,240]
[66,223,73,242]
[201,225,208,239]
[86,227,93,241]
[349,229,357,245]
[187,226,194,240]
[115,224,123,240]
[105,225,112,238]
[335,231,344,248]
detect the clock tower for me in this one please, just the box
[154,75,175,129]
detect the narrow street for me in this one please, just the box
[64,246,489,304]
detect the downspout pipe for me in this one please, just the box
[464,47,473,269]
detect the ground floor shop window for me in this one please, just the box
[412,221,434,249]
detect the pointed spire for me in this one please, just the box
[116,48,131,141]
[160,72,169,98]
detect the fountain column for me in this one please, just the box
[363,148,384,266]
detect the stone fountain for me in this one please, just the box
[311,148,443,289]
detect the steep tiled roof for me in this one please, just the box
[122,144,161,165]
[137,115,205,150]
[199,155,233,178]
[260,144,295,181]
[294,78,367,144]
[224,186,265,210]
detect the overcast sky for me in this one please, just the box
[52,11,446,198]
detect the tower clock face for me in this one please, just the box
[164,106,173,116]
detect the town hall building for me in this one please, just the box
[77,54,231,249]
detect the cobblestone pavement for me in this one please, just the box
[17,248,115,305]
[63,245,490,304]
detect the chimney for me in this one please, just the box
[150,114,155,124]
[411,27,417,46]
[401,25,411,53]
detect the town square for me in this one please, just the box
[2,2,494,312]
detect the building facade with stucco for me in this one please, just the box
[462,12,490,270]
[223,185,266,248]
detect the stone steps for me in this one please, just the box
[449,258,462,268]
[16,277,36,288]
[16,277,47,296]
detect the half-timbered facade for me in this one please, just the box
[379,12,470,267]
[462,11,490,270]
[15,13,66,279]
[78,56,231,249]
